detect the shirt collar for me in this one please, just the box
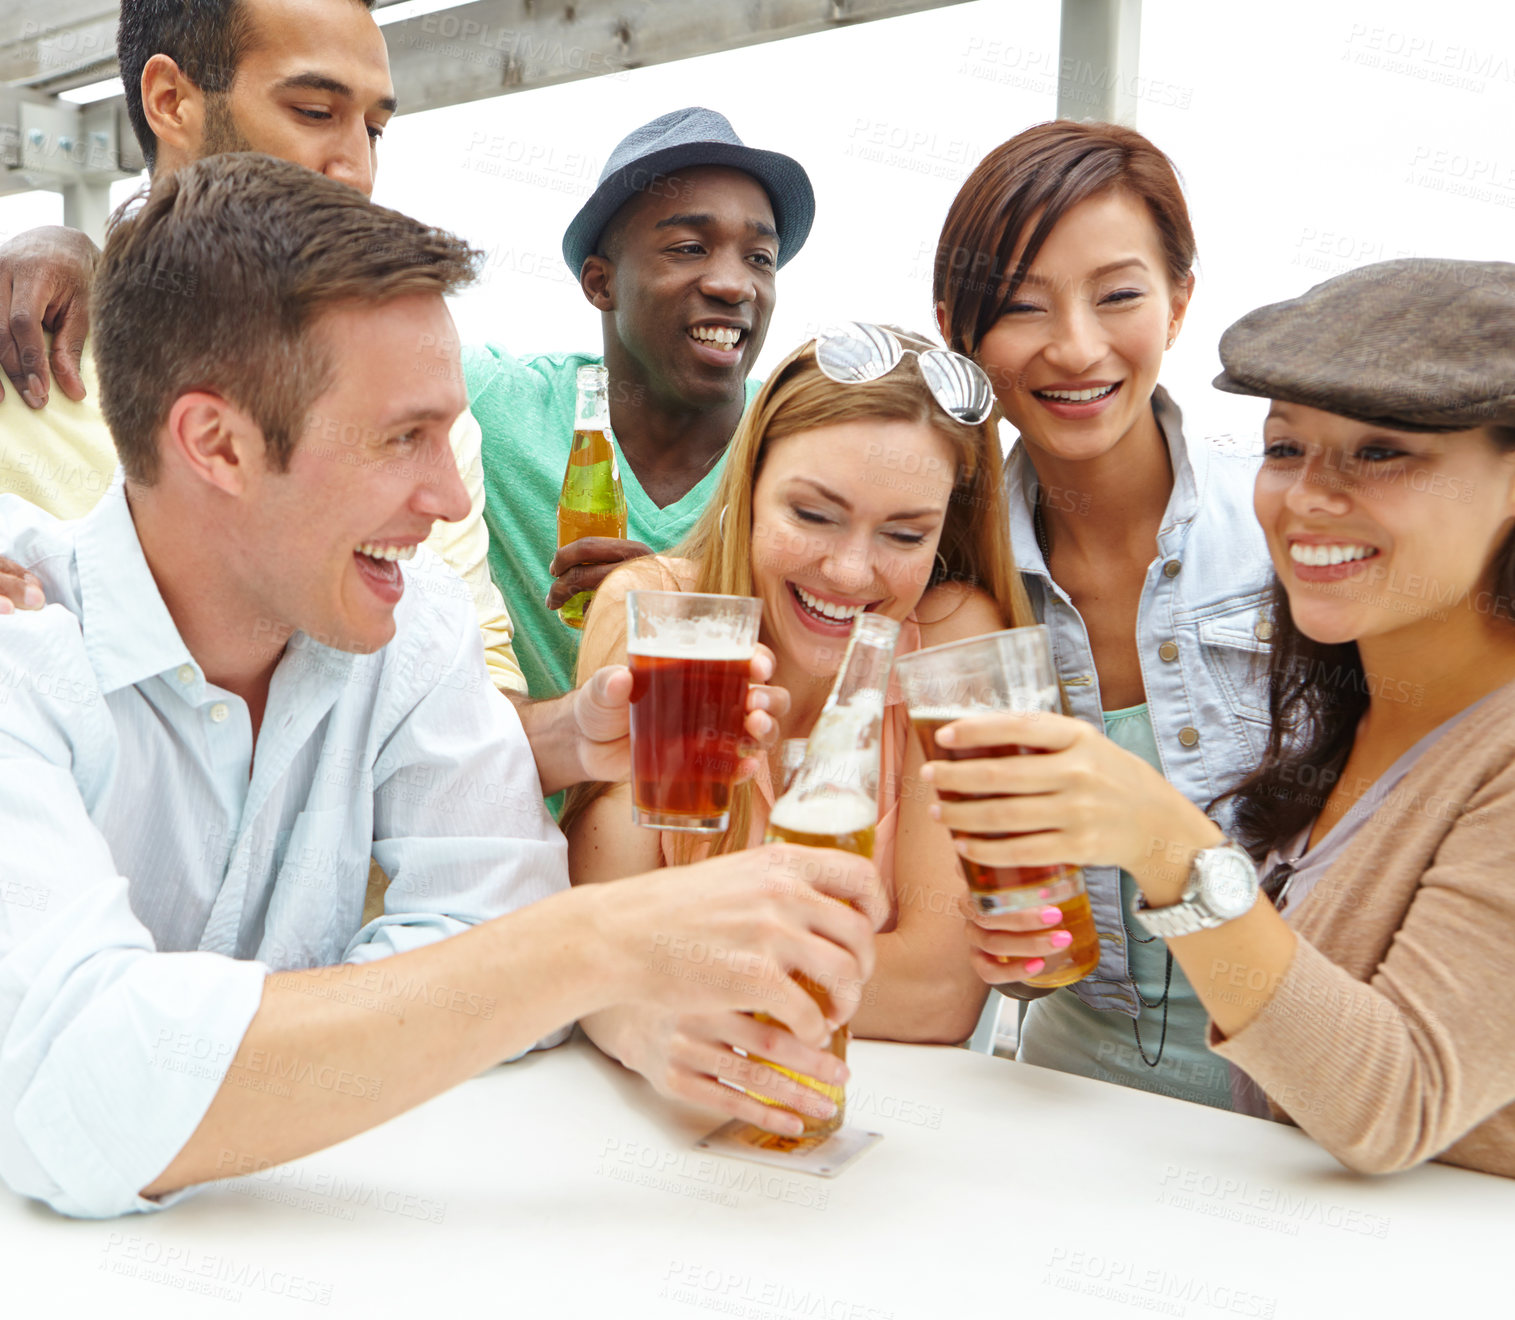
[74,478,199,695]
[1153,385,1203,527]
[1005,383,1201,582]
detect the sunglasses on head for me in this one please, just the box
[813,322,996,426]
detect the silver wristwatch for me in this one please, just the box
[1130,839,1259,938]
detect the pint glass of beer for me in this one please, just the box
[626,590,762,833]
[894,626,1100,988]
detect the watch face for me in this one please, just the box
[1201,848,1258,920]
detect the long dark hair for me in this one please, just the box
[1218,425,1515,871]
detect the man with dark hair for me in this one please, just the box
[0,153,878,1219]
[0,0,525,692]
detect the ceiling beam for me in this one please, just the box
[0,0,986,232]
[2,0,980,107]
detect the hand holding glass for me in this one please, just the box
[894,626,1100,988]
[626,590,762,833]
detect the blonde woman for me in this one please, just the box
[565,326,1035,1135]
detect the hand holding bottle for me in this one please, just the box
[546,535,653,612]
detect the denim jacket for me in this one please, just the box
[1006,387,1276,1016]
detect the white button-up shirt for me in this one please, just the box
[0,484,567,1218]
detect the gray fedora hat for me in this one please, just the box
[561,107,815,276]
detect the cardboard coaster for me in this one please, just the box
[694,1121,883,1178]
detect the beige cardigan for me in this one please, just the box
[1210,680,1515,1178]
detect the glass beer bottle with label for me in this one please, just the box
[556,365,627,629]
[755,612,900,1140]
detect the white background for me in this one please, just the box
[3,0,1512,452]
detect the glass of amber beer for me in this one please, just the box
[626,591,762,833]
[894,626,1100,988]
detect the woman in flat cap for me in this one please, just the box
[932,122,1275,1109]
[927,257,1515,1177]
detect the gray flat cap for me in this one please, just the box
[1214,258,1515,432]
[561,107,814,276]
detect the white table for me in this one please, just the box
[6,1034,1508,1317]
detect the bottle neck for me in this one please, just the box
[824,616,900,711]
[783,616,901,809]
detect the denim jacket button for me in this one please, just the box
[1163,559,1182,578]
[1255,617,1274,641]
[1178,726,1200,747]
[1158,641,1179,662]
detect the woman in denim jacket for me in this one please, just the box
[933,122,1274,1107]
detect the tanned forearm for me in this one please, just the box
[1129,830,1300,1042]
[142,886,613,1197]
[1163,901,1300,1040]
[851,932,989,1045]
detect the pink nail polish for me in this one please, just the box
[1049,930,1073,949]
[1024,958,1046,975]
[1039,906,1062,925]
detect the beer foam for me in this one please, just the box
[770,700,884,829]
[770,788,876,836]
[909,686,1057,720]
[805,699,884,759]
[627,638,754,661]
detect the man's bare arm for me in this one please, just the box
[143,845,878,1197]
[143,887,611,1196]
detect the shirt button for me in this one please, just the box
[210,703,230,723]
[1255,617,1274,641]
[1158,641,1179,662]
[1163,559,1182,578]
[177,664,195,684]
[1178,726,1200,747]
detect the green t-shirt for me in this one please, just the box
[465,346,759,699]
[1017,703,1236,1111]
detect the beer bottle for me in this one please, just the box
[556,365,627,629]
[756,612,901,1141]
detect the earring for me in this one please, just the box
[1166,333,1176,349]
[934,551,949,582]
[718,504,728,536]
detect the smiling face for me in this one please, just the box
[973,189,1190,463]
[185,0,395,196]
[237,293,470,653]
[595,165,778,409]
[750,418,957,677]
[1254,403,1515,647]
